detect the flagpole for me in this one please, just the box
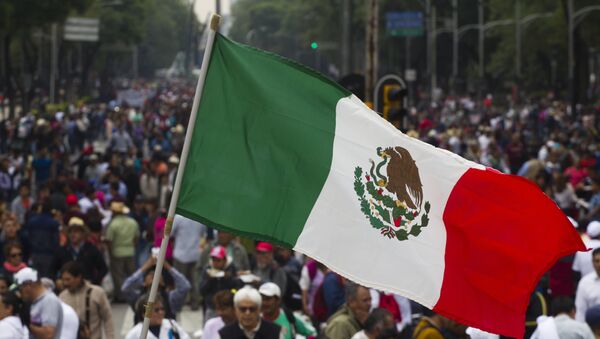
[139,13,221,339]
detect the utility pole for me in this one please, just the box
[567,0,575,112]
[365,0,378,104]
[341,0,351,75]
[452,0,458,91]
[515,0,521,79]
[50,23,58,104]
[431,5,437,100]
[478,0,484,80]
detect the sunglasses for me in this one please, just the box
[237,306,258,313]
[9,252,22,258]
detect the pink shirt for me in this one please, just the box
[154,217,174,259]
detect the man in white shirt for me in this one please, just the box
[573,221,600,278]
[172,214,206,310]
[576,248,600,321]
[532,296,594,339]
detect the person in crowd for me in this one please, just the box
[274,247,302,282]
[585,304,600,339]
[59,261,114,339]
[576,248,600,321]
[10,183,33,225]
[259,282,316,339]
[0,275,10,294]
[351,308,395,339]
[0,215,29,263]
[122,256,190,323]
[40,277,79,339]
[14,267,63,339]
[105,200,139,302]
[218,286,282,339]
[574,221,600,279]
[199,231,250,274]
[153,209,173,262]
[299,259,325,318]
[253,242,287,294]
[412,309,452,339]
[24,201,60,278]
[172,214,206,310]
[0,291,29,338]
[322,269,345,318]
[202,290,237,339]
[325,283,372,339]
[125,294,190,339]
[532,296,594,339]
[200,245,241,321]
[54,217,107,285]
[0,241,27,281]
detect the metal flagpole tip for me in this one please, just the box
[144,301,154,318]
[210,14,222,31]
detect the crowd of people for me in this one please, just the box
[0,81,600,339]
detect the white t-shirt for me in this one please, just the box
[61,302,79,339]
[573,239,600,276]
[125,319,190,339]
[0,316,28,339]
[202,317,225,339]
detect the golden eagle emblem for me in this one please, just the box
[354,146,431,240]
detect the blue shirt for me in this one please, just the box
[322,272,345,317]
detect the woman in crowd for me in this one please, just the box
[125,294,189,339]
[0,291,29,339]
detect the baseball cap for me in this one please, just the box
[256,242,273,252]
[210,245,226,259]
[588,221,600,238]
[14,267,38,286]
[66,194,78,206]
[258,282,281,298]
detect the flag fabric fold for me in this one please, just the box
[176,33,586,338]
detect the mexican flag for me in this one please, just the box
[176,33,585,338]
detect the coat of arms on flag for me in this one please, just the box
[354,146,431,240]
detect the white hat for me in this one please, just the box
[258,282,281,298]
[14,267,38,286]
[588,221,600,238]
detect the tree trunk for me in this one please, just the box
[3,34,15,119]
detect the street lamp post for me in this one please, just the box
[515,0,521,79]
[478,0,484,80]
[568,1,600,110]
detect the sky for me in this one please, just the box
[194,0,232,23]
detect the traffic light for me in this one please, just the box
[310,41,318,49]
[382,84,407,120]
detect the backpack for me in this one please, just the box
[312,273,343,323]
[271,267,303,311]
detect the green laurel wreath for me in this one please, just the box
[354,167,431,241]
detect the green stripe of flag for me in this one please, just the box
[176,33,350,247]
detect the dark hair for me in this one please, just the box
[364,308,392,334]
[0,291,29,325]
[61,261,84,278]
[3,241,22,259]
[345,282,367,302]
[0,275,10,287]
[592,248,600,258]
[376,328,400,339]
[551,296,575,316]
[213,290,234,309]
[135,293,165,322]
